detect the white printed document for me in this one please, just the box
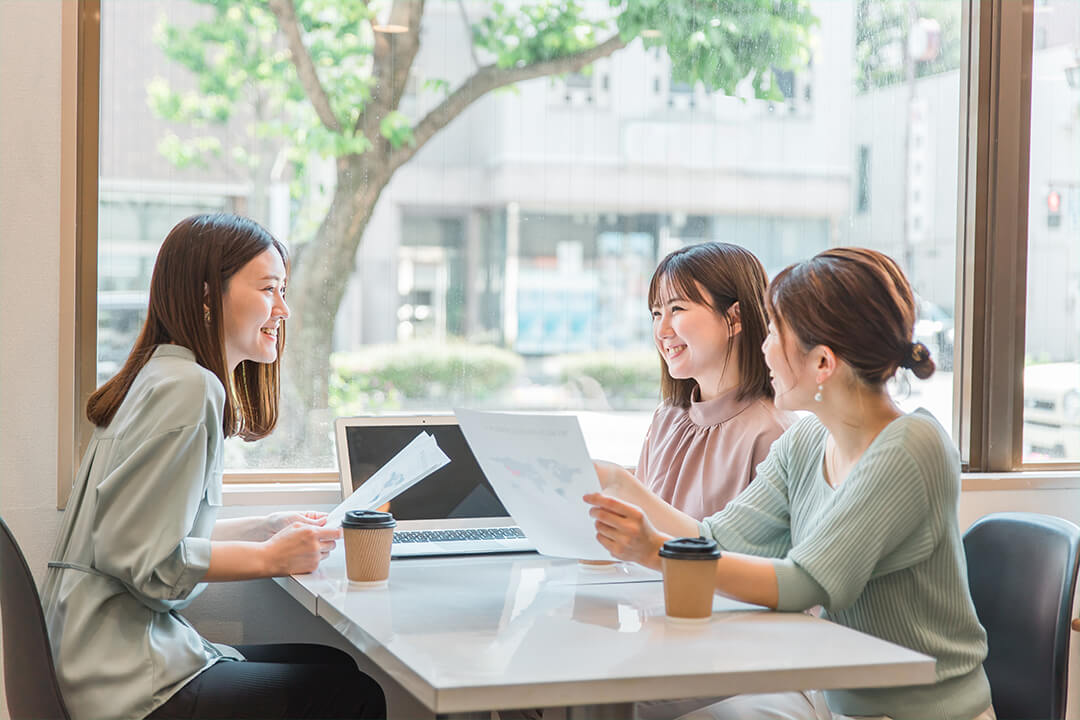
[326,432,450,527]
[454,409,611,561]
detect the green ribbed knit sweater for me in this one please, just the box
[698,409,992,720]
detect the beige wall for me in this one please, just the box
[2,3,1080,719]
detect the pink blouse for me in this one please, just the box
[636,389,796,519]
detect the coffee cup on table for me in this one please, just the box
[659,537,721,623]
[342,510,396,586]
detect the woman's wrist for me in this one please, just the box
[647,533,670,571]
[255,540,278,577]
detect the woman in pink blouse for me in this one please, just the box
[638,242,795,518]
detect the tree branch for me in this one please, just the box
[389,33,626,173]
[268,0,342,133]
[360,0,425,139]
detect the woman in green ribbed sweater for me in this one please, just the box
[586,248,994,720]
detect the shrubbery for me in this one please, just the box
[330,343,523,414]
[552,350,660,409]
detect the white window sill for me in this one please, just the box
[961,471,1080,491]
[219,471,1080,507]
[223,481,342,507]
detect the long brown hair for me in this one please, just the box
[648,242,773,408]
[766,247,935,385]
[87,213,288,440]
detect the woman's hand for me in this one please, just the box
[261,522,342,576]
[262,511,327,540]
[592,460,645,502]
[584,492,670,571]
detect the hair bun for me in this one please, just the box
[900,341,935,379]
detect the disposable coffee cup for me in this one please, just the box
[659,537,721,623]
[342,510,396,586]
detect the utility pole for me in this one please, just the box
[901,0,919,277]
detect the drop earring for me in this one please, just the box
[204,309,211,325]
[814,384,823,403]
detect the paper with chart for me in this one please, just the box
[326,431,450,528]
[454,408,611,561]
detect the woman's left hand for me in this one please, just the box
[583,492,669,570]
[263,511,327,540]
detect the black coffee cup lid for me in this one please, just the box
[659,536,721,560]
[342,510,396,529]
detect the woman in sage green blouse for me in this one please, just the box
[587,248,994,720]
[42,214,385,720]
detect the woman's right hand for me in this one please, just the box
[583,492,668,571]
[262,522,342,576]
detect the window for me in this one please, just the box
[1022,0,1080,463]
[94,0,1067,489]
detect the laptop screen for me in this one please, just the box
[341,422,509,521]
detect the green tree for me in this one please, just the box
[855,0,962,93]
[149,0,816,463]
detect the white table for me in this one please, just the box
[274,550,936,718]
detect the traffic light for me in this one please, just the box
[1048,190,1062,229]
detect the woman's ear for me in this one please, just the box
[727,301,742,336]
[815,345,838,385]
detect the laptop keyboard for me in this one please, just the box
[392,527,526,544]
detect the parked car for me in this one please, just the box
[1023,362,1080,460]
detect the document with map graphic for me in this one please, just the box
[326,431,450,528]
[454,408,611,561]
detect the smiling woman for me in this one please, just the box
[44,213,386,720]
[631,242,796,520]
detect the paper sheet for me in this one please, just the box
[326,431,450,527]
[454,409,611,561]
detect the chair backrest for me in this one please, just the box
[963,511,1080,720]
[0,516,70,720]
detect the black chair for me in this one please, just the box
[964,511,1080,720]
[0,516,70,719]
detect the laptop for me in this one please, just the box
[334,415,538,558]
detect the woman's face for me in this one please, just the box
[651,279,735,386]
[221,248,289,371]
[762,318,815,411]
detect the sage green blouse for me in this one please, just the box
[41,345,242,720]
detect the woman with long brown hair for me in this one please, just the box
[42,214,385,720]
[588,248,993,720]
[634,242,795,518]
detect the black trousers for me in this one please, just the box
[147,643,386,719]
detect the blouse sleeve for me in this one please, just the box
[91,421,215,609]
[698,429,794,558]
[787,443,937,611]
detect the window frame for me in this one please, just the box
[62,0,1049,508]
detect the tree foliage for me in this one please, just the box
[855,0,962,93]
[151,0,816,200]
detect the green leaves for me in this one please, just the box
[617,0,817,98]
[855,0,962,93]
[473,1,610,69]
[148,0,817,193]
[379,111,415,150]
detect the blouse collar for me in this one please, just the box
[687,385,757,428]
[153,344,196,362]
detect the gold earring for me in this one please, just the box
[204,309,211,325]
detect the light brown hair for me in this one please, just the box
[648,242,773,408]
[87,213,288,439]
[766,247,935,385]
